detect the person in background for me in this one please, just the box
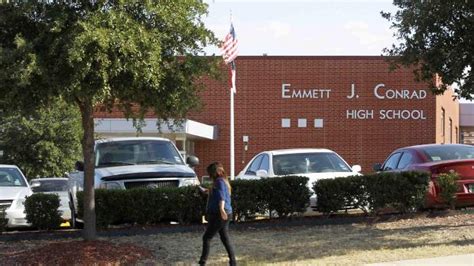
[198,162,236,266]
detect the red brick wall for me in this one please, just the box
[189,56,439,176]
[93,56,459,178]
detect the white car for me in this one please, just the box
[236,148,362,210]
[30,177,71,226]
[0,165,32,227]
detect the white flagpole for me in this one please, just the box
[229,11,235,180]
[230,80,235,180]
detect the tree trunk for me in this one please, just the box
[79,101,96,240]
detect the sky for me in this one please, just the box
[203,0,400,56]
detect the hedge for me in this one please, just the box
[314,171,430,214]
[78,186,206,227]
[77,176,311,226]
[24,193,62,230]
[0,209,7,232]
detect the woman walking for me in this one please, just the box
[199,162,236,266]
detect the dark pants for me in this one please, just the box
[199,214,236,266]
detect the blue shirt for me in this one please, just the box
[206,178,232,214]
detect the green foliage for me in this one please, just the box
[314,175,368,214]
[231,179,267,221]
[0,209,7,232]
[76,176,310,227]
[437,172,459,209]
[382,1,473,98]
[0,1,221,238]
[314,171,430,214]
[78,187,206,228]
[0,98,82,178]
[0,1,221,119]
[262,176,311,218]
[24,193,62,230]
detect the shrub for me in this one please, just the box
[231,179,267,221]
[78,186,206,227]
[262,176,311,218]
[314,175,366,214]
[24,193,62,230]
[0,209,8,232]
[437,172,459,209]
[314,171,429,214]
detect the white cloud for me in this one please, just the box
[257,21,292,38]
[344,21,391,49]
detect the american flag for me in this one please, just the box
[221,23,238,93]
[222,23,238,64]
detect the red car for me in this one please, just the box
[374,144,474,208]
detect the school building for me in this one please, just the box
[94,56,464,177]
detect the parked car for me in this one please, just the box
[30,177,71,227]
[373,144,474,208]
[236,148,362,210]
[68,137,200,227]
[0,165,32,228]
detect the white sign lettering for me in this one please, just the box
[373,83,427,100]
[346,109,427,120]
[282,84,331,99]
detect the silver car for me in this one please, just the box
[0,165,32,227]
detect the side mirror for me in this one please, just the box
[373,163,382,172]
[75,161,84,172]
[351,165,362,173]
[186,155,199,167]
[30,182,40,188]
[256,169,268,178]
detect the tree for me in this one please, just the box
[382,0,473,98]
[0,98,82,179]
[0,1,220,240]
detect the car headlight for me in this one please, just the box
[181,178,200,186]
[99,182,122,190]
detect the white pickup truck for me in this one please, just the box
[67,137,200,227]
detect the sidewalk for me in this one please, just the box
[367,253,474,266]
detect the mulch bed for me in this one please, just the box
[1,240,154,265]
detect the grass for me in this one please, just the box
[2,210,473,265]
[111,211,474,265]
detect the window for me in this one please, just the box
[449,118,453,143]
[397,152,413,169]
[441,108,445,143]
[455,127,458,143]
[260,154,269,172]
[246,155,264,175]
[298,118,307,128]
[383,152,402,171]
[314,119,324,128]
[281,118,291,128]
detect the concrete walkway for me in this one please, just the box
[367,253,474,266]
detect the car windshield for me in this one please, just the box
[95,140,184,168]
[0,168,27,187]
[422,145,474,162]
[273,152,352,175]
[31,179,68,192]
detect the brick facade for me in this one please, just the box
[94,56,459,177]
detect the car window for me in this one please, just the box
[273,152,351,175]
[383,152,402,171]
[31,179,68,192]
[397,152,413,169]
[260,154,269,171]
[0,168,27,187]
[421,145,474,161]
[246,155,264,175]
[96,140,184,167]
